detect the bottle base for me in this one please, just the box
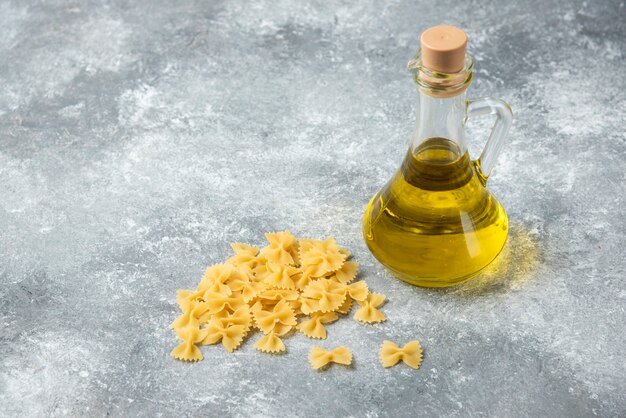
[385,266,482,288]
[380,243,505,288]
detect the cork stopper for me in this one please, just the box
[420,25,467,73]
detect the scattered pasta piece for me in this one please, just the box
[170,231,388,362]
[354,293,386,323]
[204,292,246,315]
[344,280,369,302]
[298,239,321,256]
[197,264,237,296]
[335,296,352,315]
[170,326,209,362]
[333,261,359,284]
[379,340,423,369]
[308,346,353,370]
[252,299,297,334]
[263,263,299,290]
[297,312,338,339]
[257,288,299,302]
[214,305,252,332]
[226,243,260,272]
[202,317,247,352]
[170,301,207,332]
[260,231,298,265]
[175,289,197,312]
[300,238,346,278]
[254,332,286,353]
[300,279,347,314]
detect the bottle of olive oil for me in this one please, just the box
[363,26,513,287]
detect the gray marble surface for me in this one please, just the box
[1,0,625,417]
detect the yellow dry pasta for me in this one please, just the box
[170,301,208,332]
[263,262,299,290]
[297,312,338,339]
[260,231,298,265]
[308,346,353,370]
[202,316,247,352]
[344,280,369,302]
[226,243,260,272]
[214,305,252,331]
[170,231,389,363]
[300,279,347,314]
[354,292,387,323]
[332,261,359,284]
[298,238,322,256]
[170,325,209,362]
[300,237,346,278]
[335,296,352,315]
[197,264,240,296]
[254,331,286,353]
[379,340,423,369]
[227,276,264,303]
[204,291,247,315]
[175,289,197,312]
[257,288,299,303]
[252,299,297,334]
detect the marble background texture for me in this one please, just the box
[0,0,625,416]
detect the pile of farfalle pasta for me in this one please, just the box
[170,231,422,371]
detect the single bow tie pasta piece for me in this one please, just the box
[343,280,368,302]
[297,312,339,339]
[332,261,359,284]
[226,243,260,272]
[170,326,210,362]
[170,300,209,333]
[300,279,347,314]
[202,317,247,352]
[300,237,346,278]
[354,293,386,323]
[263,263,300,290]
[252,299,297,334]
[379,340,423,369]
[213,305,252,332]
[260,231,298,266]
[254,327,291,353]
[308,346,353,370]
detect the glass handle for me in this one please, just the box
[466,97,513,179]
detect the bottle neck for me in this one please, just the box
[407,50,473,157]
[410,90,468,155]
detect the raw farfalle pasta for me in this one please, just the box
[252,299,297,334]
[263,263,299,290]
[254,331,287,353]
[354,292,387,323]
[171,325,209,362]
[300,279,347,314]
[204,291,246,315]
[260,231,298,265]
[308,346,353,370]
[379,340,423,369]
[170,231,387,362]
[344,281,369,301]
[335,296,352,315]
[171,301,207,330]
[214,305,252,331]
[226,243,260,272]
[333,261,359,284]
[202,316,247,352]
[300,238,346,277]
[297,312,338,339]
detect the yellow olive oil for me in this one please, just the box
[363,137,508,287]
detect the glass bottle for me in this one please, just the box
[362,26,513,287]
